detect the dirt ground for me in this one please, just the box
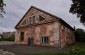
[0,41,71,55]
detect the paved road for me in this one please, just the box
[0,41,15,45]
[0,41,72,55]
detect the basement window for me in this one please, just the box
[39,15,45,21]
[41,37,48,43]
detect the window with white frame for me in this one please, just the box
[41,37,48,43]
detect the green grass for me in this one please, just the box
[71,42,85,52]
[28,43,85,55]
[28,50,85,55]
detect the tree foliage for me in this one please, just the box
[70,0,85,25]
[0,0,6,17]
[75,28,85,42]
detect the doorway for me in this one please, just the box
[20,32,24,41]
[28,37,34,46]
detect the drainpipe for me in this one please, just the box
[59,22,61,48]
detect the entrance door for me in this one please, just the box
[20,32,24,41]
[28,38,34,46]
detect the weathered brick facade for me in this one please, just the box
[15,6,75,48]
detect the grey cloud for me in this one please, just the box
[0,0,84,33]
[0,27,15,33]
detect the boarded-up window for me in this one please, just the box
[20,32,24,41]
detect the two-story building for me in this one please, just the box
[15,6,75,48]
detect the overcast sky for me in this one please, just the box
[0,0,85,33]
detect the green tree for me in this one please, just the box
[75,28,85,42]
[69,0,85,25]
[0,0,6,17]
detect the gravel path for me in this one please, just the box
[0,41,72,55]
[0,41,15,45]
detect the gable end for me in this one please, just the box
[15,6,74,31]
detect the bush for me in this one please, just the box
[75,28,85,42]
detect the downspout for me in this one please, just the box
[59,22,61,48]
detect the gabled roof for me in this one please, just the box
[15,6,74,31]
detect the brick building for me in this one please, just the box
[15,6,75,47]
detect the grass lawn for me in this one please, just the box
[28,43,85,55]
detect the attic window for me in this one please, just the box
[39,15,45,21]
[29,16,35,25]
[21,19,26,25]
